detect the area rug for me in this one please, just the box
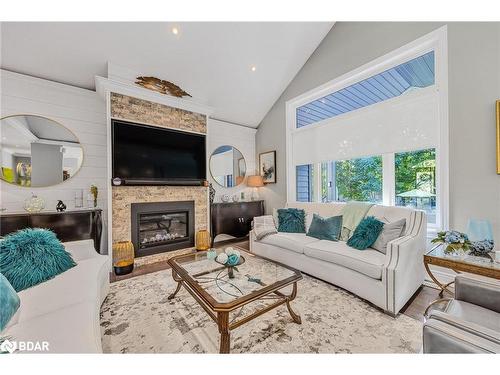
[100,270,422,353]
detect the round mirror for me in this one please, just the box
[0,115,83,187]
[209,145,246,188]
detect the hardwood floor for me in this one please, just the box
[110,238,442,322]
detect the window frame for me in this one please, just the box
[285,26,449,234]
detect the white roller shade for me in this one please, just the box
[292,89,440,165]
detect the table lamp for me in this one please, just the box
[247,175,264,200]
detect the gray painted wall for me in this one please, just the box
[256,22,500,240]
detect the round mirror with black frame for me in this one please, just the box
[209,145,246,188]
[0,114,84,188]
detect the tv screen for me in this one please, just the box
[112,120,206,183]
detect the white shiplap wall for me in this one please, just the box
[207,118,257,202]
[0,70,108,250]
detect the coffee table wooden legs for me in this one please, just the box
[285,282,302,324]
[217,311,230,354]
[168,271,182,300]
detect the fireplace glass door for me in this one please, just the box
[138,211,188,250]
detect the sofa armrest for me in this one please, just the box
[63,239,98,262]
[423,316,500,353]
[428,309,500,344]
[455,275,500,313]
[383,210,427,313]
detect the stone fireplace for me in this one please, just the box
[131,201,195,257]
[110,92,208,267]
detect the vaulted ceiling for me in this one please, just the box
[1,22,333,127]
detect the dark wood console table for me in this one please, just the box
[0,209,103,253]
[211,200,264,245]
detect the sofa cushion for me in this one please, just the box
[259,232,319,254]
[4,302,101,353]
[0,228,76,292]
[16,255,109,323]
[304,240,386,279]
[0,272,20,331]
[277,208,306,233]
[371,218,406,254]
[307,214,342,241]
[347,216,384,250]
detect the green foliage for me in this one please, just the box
[395,148,436,195]
[335,156,382,202]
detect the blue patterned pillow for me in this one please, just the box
[0,228,76,292]
[347,216,384,250]
[307,214,342,241]
[277,208,306,233]
[0,272,20,331]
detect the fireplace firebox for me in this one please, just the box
[131,201,195,257]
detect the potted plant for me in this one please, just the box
[431,230,472,254]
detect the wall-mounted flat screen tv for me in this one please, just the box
[112,120,206,185]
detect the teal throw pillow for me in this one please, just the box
[307,214,342,241]
[0,228,76,292]
[277,208,306,233]
[0,272,20,331]
[347,216,384,250]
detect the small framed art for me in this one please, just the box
[259,150,276,184]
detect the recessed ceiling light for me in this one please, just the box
[172,27,179,35]
[251,66,256,72]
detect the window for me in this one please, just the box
[296,164,315,202]
[296,51,435,128]
[287,27,448,232]
[321,156,383,203]
[395,148,436,224]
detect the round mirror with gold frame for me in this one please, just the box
[0,114,84,187]
[209,145,246,188]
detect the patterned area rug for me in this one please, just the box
[100,270,422,353]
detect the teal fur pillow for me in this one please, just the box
[277,208,306,233]
[347,216,384,250]
[307,214,342,241]
[0,272,20,331]
[0,228,76,292]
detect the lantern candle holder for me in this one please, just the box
[196,229,211,251]
[113,241,135,276]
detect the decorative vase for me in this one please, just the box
[112,241,135,276]
[466,219,493,242]
[90,185,98,208]
[24,193,45,213]
[466,219,495,257]
[56,200,66,212]
[195,229,210,251]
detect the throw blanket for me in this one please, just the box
[340,201,374,241]
[253,215,278,240]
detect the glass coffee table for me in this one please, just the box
[167,248,302,353]
[424,243,500,296]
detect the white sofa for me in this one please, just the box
[3,239,110,353]
[250,202,426,315]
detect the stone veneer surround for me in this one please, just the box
[110,92,206,134]
[110,93,208,266]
